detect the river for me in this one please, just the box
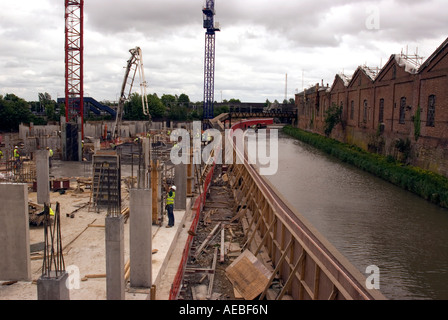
[264,131,448,300]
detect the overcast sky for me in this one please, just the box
[0,0,447,104]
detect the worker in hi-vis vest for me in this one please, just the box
[46,147,53,168]
[166,185,176,228]
[13,146,20,168]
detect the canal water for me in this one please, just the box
[265,131,448,300]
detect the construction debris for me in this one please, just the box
[225,249,272,300]
[178,163,249,300]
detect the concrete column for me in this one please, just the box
[0,183,31,281]
[130,189,152,288]
[187,150,193,197]
[142,137,150,170]
[138,138,150,189]
[105,215,125,300]
[78,132,83,161]
[36,149,50,205]
[174,163,187,210]
[37,272,70,300]
[93,139,101,153]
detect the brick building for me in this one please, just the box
[295,37,448,177]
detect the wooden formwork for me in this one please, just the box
[226,162,386,300]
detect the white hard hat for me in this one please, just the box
[15,146,18,148]
[171,186,177,191]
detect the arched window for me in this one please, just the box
[399,97,406,124]
[379,98,384,123]
[427,95,436,127]
[363,100,368,122]
[350,101,355,120]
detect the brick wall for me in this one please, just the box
[296,37,448,177]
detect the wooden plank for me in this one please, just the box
[259,239,293,300]
[225,250,271,300]
[207,248,218,299]
[220,228,225,263]
[193,223,221,258]
[277,251,305,300]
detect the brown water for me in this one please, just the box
[266,133,448,300]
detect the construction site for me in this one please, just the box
[0,121,248,300]
[0,0,388,303]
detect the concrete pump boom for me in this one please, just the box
[113,47,150,141]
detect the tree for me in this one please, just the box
[324,103,343,137]
[123,92,145,120]
[178,93,190,108]
[147,93,166,119]
[161,94,176,110]
[0,94,34,131]
[123,93,166,120]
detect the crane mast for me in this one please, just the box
[202,0,220,129]
[113,47,150,141]
[65,0,84,139]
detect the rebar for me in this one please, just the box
[41,202,65,278]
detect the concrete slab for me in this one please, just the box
[0,157,195,300]
[0,185,192,300]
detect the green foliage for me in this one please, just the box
[147,93,166,118]
[124,93,166,120]
[324,103,342,137]
[213,105,229,117]
[283,125,448,209]
[177,93,190,107]
[0,94,34,131]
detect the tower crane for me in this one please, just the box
[112,46,151,141]
[202,0,220,129]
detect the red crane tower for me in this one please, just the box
[65,0,84,139]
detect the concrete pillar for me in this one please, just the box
[37,272,70,300]
[142,137,150,170]
[138,138,150,189]
[78,132,83,161]
[174,163,187,210]
[0,183,31,281]
[105,215,125,300]
[187,150,193,197]
[151,160,159,224]
[130,189,152,288]
[93,139,101,153]
[36,149,50,205]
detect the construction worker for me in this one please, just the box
[46,147,53,168]
[13,145,20,169]
[37,206,55,217]
[166,185,176,228]
[0,149,3,160]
